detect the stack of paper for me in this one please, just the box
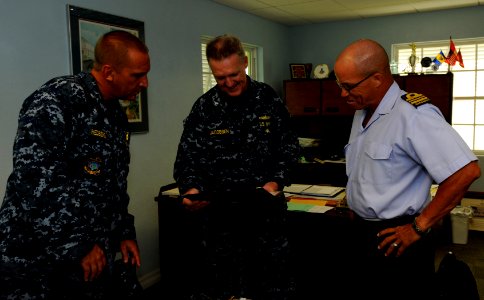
[284,184,346,213]
[283,184,344,198]
[161,187,180,197]
[287,202,334,214]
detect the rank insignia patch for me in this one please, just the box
[209,129,230,135]
[258,115,271,133]
[401,93,431,107]
[84,157,102,175]
[90,129,107,139]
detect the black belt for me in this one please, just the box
[352,212,417,232]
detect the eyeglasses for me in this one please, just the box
[336,73,374,93]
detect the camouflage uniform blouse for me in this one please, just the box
[174,76,301,194]
[0,72,135,272]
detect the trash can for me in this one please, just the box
[450,206,473,244]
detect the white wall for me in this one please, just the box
[0,0,289,286]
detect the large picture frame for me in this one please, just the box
[67,5,148,133]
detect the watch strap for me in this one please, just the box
[412,217,431,236]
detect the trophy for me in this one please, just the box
[408,42,418,74]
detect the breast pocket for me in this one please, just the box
[75,127,113,179]
[362,142,393,184]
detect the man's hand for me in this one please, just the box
[262,181,280,193]
[181,187,209,211]
[377,224,420,257]
[120,240,141,267]
[81,244,106,281]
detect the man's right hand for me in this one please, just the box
[181,188,209,211]
[80,244,106,281]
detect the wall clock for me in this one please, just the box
[313,64,329,79]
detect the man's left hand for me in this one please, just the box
[120,240,141,267]
[377,224,421,257]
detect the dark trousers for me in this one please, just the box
[0,259,142,300]
[348,214,437,300]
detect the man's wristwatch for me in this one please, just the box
[412,217,431,236]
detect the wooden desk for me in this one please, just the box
[287,208,354,298]
[155,184,355,299]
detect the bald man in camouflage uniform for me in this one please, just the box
[174,34,301,300]
[0,30,150,299]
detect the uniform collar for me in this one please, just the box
[374,81,401,116]
[360,81,400,129]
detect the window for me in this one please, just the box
[392,38,484,152]
[201,36,258,93]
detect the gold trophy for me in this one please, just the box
[408,42,417,74]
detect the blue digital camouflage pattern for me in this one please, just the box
[174,76,301,194]
[173,77,301,300]
[0,72,136,299]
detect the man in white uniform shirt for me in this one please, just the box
[334,39,480,300]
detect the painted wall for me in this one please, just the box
[0,0,289,286]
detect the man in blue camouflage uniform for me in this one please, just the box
[0,30,150,299]
[174,34,301,300]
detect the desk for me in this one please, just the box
[287,208,354,299]
[155,184,355,299]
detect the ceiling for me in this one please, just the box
[211,0,483,26]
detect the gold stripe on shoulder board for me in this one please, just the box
[401,93,431,107]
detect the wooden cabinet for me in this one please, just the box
[284,80,321,115]
[394,73,453,123]
[284,73,454,160]
[283,78,353,159]
[321,80,355,116]
[283,79,354,117]
[284,73,453,119]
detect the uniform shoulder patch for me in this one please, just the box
[401,93,431,107]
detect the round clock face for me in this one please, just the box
[313,64,329,79]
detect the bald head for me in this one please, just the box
[334,39,394,112]
[335,39,391,78]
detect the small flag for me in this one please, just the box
[445,37,457,66]
[446,50,457,65]
[457,49,464,68]
[434,50,446,65]
[446,52,457,66]
[449,37,456,53]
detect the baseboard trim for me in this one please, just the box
[139,268,161,289]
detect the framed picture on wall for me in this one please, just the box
[67,4,148,133]
[289,64,308,79]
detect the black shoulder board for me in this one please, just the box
[401,93,431,107]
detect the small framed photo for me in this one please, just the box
[289,64,308,79]
[67,5,148,133]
